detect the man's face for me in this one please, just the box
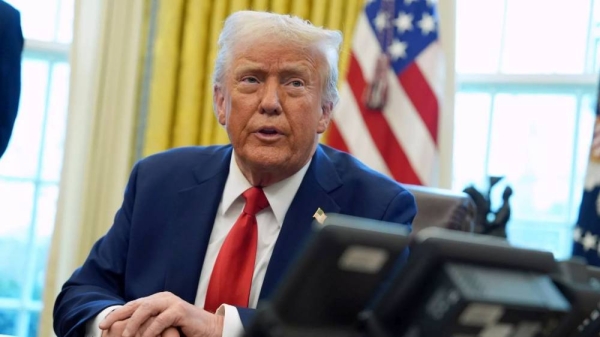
[214,40,332,177]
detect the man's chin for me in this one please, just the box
[237,143,276,158]
[246,156,288,172]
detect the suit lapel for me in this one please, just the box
[259,146,342,300]
[163,147,232,304]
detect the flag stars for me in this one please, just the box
[574,226,582,242]
[583,231,598,251]
[394,12,413,33]
[404,0,418,5]
[418,12,436,35]
[389,39,408,60]
[374,11,390,32]
[426,0,436,6]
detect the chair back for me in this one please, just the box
[404,184,476,234]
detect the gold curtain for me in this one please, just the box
[140,0,364,157]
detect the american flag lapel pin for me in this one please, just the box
[313,207,327,225]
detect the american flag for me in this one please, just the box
[572,82,600,265]
[327,0,443,186]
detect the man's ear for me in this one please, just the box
[317,102,333,134]
[214,85,226,126]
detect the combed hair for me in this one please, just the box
[213,10,343,106]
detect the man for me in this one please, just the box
[0,0,24,159]
[53,10,417,337]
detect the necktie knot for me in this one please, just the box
[242,187,269,216]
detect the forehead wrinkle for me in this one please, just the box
[232,38,322,63]
[233,61,269,76]
[228,42,327,93]
[234,59,318,79]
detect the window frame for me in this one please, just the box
[0,38,71,337]
[454,73,599,261]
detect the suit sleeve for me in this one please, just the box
[0,2,24,158]
[381,189,417,230]
[237,307,256,328]
[53,163,141,337]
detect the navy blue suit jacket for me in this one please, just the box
[53,144,417,337]
[0,0,23,158]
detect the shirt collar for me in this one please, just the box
[221,152,312,228]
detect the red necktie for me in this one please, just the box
[204,187,269,313]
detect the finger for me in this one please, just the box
[103,319,128,337]
[161,327,180,337]
[141,308,177,337]
[135,317,156,337]
[100,301,141,329]
[123,299,166,337]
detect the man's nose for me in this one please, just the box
[259,79,282,115]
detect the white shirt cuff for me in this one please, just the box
[85,305,122,337]
[216,304,244,337]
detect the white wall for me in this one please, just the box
[438,0,457,189]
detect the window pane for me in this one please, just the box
[455,0,505,73]
[5,0,59,42]
[0,180,35,300]
[28,311,40,337]
[0,59,49,179]
[501,0,591,74]
[41,63,70,183]
[591,0,600,72]
[32,184,59,301]
[0,310,18,336]
[56,0,74,43]
[0,180,35,242]
[507,222,572,259]
[0,273,20,299]
[487,94,577,223]
[452,92,492,191]
[34,184,59,245]
[594,40,600,73]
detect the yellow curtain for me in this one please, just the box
[140,0,364,157]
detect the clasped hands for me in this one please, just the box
[99,292,224,337]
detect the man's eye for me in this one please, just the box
[290,80,304,87]
[242,77,258,83]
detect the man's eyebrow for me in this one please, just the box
[233,63,268,75]
[279,65,312,77]
[233,62,314,77]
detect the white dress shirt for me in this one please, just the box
[86,153,310,337]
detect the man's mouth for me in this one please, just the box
[258,128,281,135]
[254,127,284,142]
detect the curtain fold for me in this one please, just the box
[252,0,269,11]
[271,0,289,14]
[138,0,364,158]
[142,0,185,156]
[172,0,212,147]
[202,0,229,145]
[290,0,310,18]
[339,0,363,80]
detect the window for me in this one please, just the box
[0,0,73,336]
[453,0,599,259]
